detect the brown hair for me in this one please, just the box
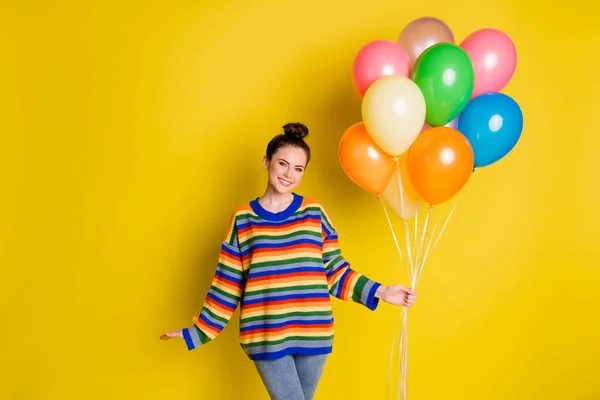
[265,122,311,165]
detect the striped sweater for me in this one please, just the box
[182,193,382,360]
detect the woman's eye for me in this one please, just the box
[279,162,286,167]
[295,168,303,172]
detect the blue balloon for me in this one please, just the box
[457,93,523,168]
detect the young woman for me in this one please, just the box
[161,123,417,400]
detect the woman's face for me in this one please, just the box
[263,145,308,194]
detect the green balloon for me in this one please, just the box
[411,43,475,127]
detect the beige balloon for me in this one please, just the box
[362,75,426,156]
[397,17,455,66]
[381,153,423,220]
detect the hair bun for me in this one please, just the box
[283,122,309,140]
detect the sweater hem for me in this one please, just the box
[245,346,333,361]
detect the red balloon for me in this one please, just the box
[352,40,410,98]
[407,127,474,205]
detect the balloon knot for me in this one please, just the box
[392,156,399,162]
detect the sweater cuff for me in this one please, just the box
[362,279,381,311]
[182,327,197,351]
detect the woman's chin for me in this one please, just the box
[275,186,294,194]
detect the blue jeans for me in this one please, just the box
[254,354,328,400]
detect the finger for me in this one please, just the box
[160,332,181,340]
[399,287,417,295]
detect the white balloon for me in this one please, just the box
[362,75,426,156]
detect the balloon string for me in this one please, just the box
[385,157,415,400]
[397,307,408,400]
[378,196,407,271]
[430,197,459,253]
[397,210,431,399]
[414,208,418,268]
[386,308,405,399]
[393,198,460,399]
[395,158,414,275]
[412,206,432,288]
[397,309,407,400]
[386,308,406,399]
[416,197,459,284]
[416,223,437,286]
[402,309,408,399]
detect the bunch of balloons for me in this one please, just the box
[339,16,524,400]
[339,16,523,219]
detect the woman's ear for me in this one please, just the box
[262,155,268,170]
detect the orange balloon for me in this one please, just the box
[339,122,396,195]
[407,127,474,205]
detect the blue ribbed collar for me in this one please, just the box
[249,193,303,221]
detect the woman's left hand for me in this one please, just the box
[376,284,417,307]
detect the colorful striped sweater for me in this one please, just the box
[182,193,382,360]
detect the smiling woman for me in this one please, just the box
[160,122,417,400]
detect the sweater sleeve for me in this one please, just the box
[181,213,246,351]
[320,206,382,311]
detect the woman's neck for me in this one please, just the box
[259,187,295,213]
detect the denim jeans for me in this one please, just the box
[254,354,328,400]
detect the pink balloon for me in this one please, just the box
[352,40,410,98]
[460,28,517,98]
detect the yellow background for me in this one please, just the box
[2,0,599,399]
